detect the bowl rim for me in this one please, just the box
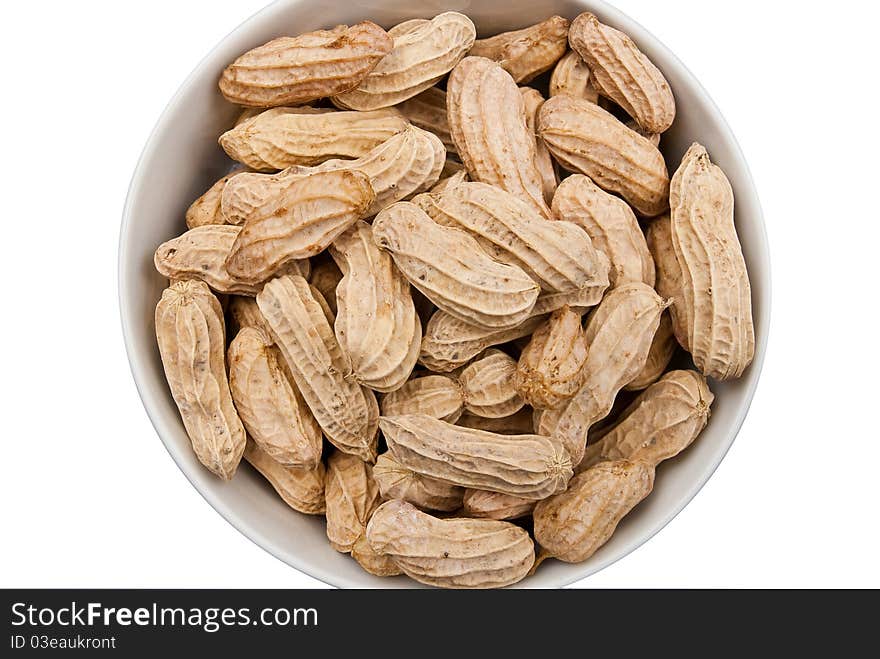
[119,0,771,589]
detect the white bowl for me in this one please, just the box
[119,0,771,588]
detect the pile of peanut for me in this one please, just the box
[153,12,755,588]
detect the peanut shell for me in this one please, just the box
[625,311,676,391]
[456,408,535,435]
[244,440,325,515]
[324,451,383,553]
[308,258,342,315]
[373,453,464,512]
[520,87,559,205]
[469,16,570,83]
[380,375,464,423]
[397,86,457,155]
[461,490,536,521]
[186,167,246,229]
[459,349,525,418]
[549,50,599,103]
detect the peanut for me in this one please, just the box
[430,168,468,194]
[228,327,323,468]
[666,143,755,380]
[569,13,675,134]
[397,86,457,155]
[538,282,669,465]
[329,221,421,392]
[552,174,655,287]
[456,408,535,435]
[154,225,310,295]
[580,370,714,471]
[538,94,670,217]
[220,167,302,226]
[244,440,325,515]
[219,107,409,171]
[373,453,464,512]
[380,375,464,423]
[333,12,476,110]
[219,22,393,108]
[515,305,588,411]
[458,349,524,419]
[520,87,559,205]
[415,181,610,294]
[307,258,342,315]
[447,56,552,218]
[225,170,375,284]
[372,202,540,330]
[228,295,273,337]
[257,274,379,462]
[534,460,655,563]
[155,280,246,480]
[381,414,572,500]
[625,311,676,391]
[469,16,569,83]
[646,214,689,350]
[350,534,403,577]
[461,490,535,521]
[549,50,599,103]
[366,500,535,588]
[185,167,246,229]
[324,451,383,553]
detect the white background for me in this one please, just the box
[1,0,878,589]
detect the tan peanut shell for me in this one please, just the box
[534,460,655,563]
[457,408,535,435]
[647,213,689,350]
[397,86,456,155]
[227,327,323,468]
[419,311,547,373]
[469,16,570,83]
[244,440,325,515]
[581,370,714,471]
[366,499,535,588]
[154,225,309,295]
[228,295,273,336]
[308,258,342,315]
[381,414,572,500]
[626,118,661,147]
[288,125,445,216]
[220,167,304,226]
[515,305,588,410]
[155,280,246,480]
[219,22,393,108]
[625,311,676,391]
[333,12,476,110]
[416,181,609,294]
[461,490,535,521]
[225,169,375,284]
[329,221,421,392]
[373,453,464,512]
[219,107,409,171]
[186,168,246,229]
[430,168,468,194]
[458,350,524,418]
[538,94,669,217]
[372,202,539,329]
[351,534,403,577]
[447,56,552,218]
[552,174,655,287]
[568,13,675,134]
[668,143,755,380]
[539,282,668,465]
[520,87,559,205]
[324,451,383,553]
[256,274,379,462]
[380,375,464,423]
[549,50,599,103]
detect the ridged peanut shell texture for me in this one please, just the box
[549,50,599,103]
[330,222,421,392]
[372,202,540,330]
[581,370,714,471]
[366,500,535,588]
[515,305,588,411]
[380,375,464,423]
[667,144,755,380]
[447,56,552,218]
[552,174,655,287]
[257,275,379,462]
[324,451,383,553]
[308,259,342,315]
[458,350,525,419]
[539,282,669,465]
[227,327,322,468]
[154,225,308,295]
[625,311,676,392]
[534,460,655,563]
[244,440,325,515]
[397,87,456,155]
[461,490,536,521]
[155,280,246,480]
[569,13,675,134]
[538,94,669,217]
[381,414,572,500]
[219,107,409,171]
[333,12,476,110]
[520,86,559,205]
[225,169,375,284]
[186,168,245,229]
[289,125,446,216]
[469,16,570,83]
[219,22,393,107]
[416,181,609,295]
[373,453,464,512]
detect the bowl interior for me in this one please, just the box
[120,0,770,588]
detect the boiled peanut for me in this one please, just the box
[469,16,569,83]
[307,258,342,315]
[461,490,535,521]
[520,86,559,205]
[549,50,599,103]
[186,167,246,229]
[625,311,676,391]
[456,408,535,435]
[397,86,456,155]
[244,440,325,515]
[458,349,524,418]
[373,453,464,512]
[380,375,464,422]
[325,451,383,553]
